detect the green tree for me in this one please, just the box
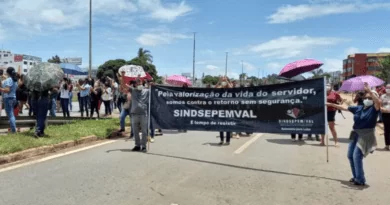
[97,59,127,81]
[375,55,390,83]
[265,74,279,84]
[128,48,158,81]
[202,75,219,85]
[311,68,331,80]
[48,55,61,64]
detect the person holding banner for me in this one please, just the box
[321,84,343,147]
[216,76,233,145]
[126,78,149,152]
[327,83,379,186]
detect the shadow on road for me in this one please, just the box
[144,152,370,190]
[329,138,351,144]
[266,139,307,146]
[202,142,229,147]
[159,130,180,134]
[375,148,390,152]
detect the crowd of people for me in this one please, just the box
[1,67,389,187]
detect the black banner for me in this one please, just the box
[150,78,326,134]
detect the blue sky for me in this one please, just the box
[1,0,390,79]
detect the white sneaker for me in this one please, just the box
[150,138,155,143]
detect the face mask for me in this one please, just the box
[326,86,331,91]
[363,99,373,107]
[137,85,143,90]
[221,82,227,87]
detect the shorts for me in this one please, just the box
[327,111,336,122]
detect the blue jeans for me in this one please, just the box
[4,98,17,133]
[49,98,56,117]
[68,92,73,111]
[120,109,130,130]
[60,98,70,117]
[35,97,49,136]
[80,96,89,117]
[348,134,365,184]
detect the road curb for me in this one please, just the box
[0,135,104,166]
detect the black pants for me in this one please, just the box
[220,132,231,143]
[103,100,111,115]
[90,100,99,118]
[291,133,303,140]
[383,113,390,145]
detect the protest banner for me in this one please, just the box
[150,78,326,134]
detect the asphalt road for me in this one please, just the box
[1,112,390,205]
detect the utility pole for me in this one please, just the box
[89,0,92,76]
[192,32,196,84]
[225,52,228,76]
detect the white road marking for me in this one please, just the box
[234,133,263,154]
[0,140,117,173]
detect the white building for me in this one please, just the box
[0,50,42,74]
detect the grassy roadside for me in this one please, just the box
[0,118,121,155]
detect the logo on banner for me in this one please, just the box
[286,108,304,119]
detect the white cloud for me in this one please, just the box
[0,0,138,33]
[268,3,390,24]
[196,61,206,65]
[0,24,6,40]
[242,62,256,71]
[378,47,390,53]
[137,0,192,22]
[322,58,342,72]
[136,32,191,46]
[202,49,215,55]
[206,65,219,70]
[249,35,346,59]
[208,21,215,25]
[0,0,192,37]
[266,62,283,70]
[345,47,360,55]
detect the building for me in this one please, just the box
[0,50,42,74]
[342,52,390,80]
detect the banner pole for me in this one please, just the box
[326,134,329,163]
[147,85,152,151]
[324,77,329,163]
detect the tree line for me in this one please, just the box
[47,48,163,84]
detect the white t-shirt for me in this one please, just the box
[381,94,390,110]
[60,84,69,99]
[102,87,112,101]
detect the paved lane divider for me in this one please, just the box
[233,133,263,154]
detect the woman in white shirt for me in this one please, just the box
[60,78,70,117]
[102,82,112,116]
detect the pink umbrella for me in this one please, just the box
[166,75,192,86]
[279,59,323,78]
[339,75,384,92]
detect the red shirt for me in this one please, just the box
[376,86,385,96]
[327,91,341,111]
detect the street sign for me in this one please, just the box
[62,57,82,65]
